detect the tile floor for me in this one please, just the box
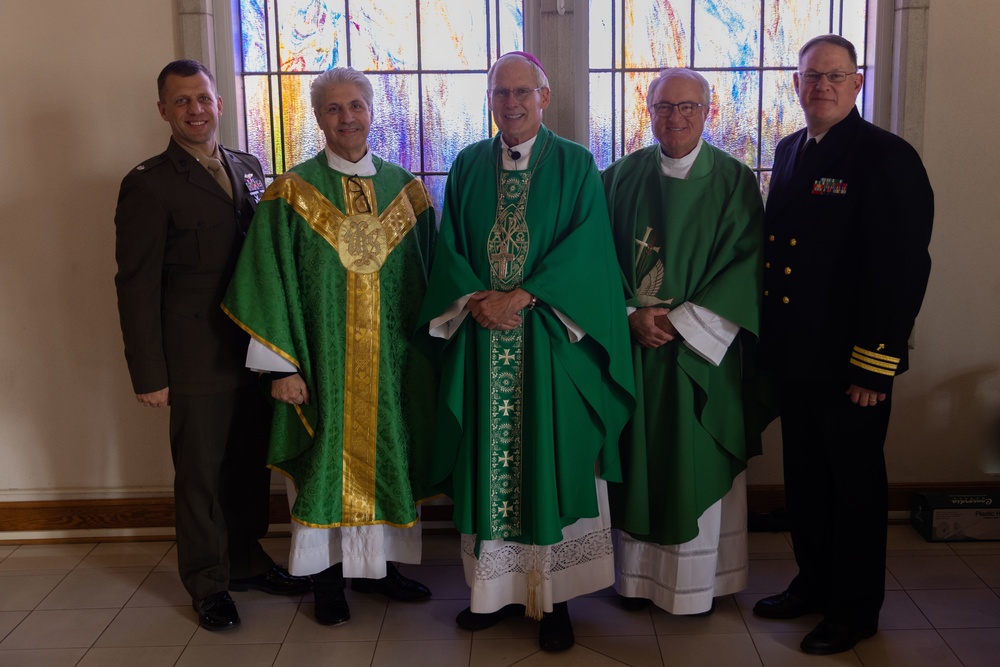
[1,525,999,666]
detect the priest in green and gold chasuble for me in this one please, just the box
[602,69,765,616]
[223,68,437,625]
[418,52,635,651]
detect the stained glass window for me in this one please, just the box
[588,0,869,189]
[238,0,524,212]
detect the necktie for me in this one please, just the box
[795,137,816,172]
[202,155,233,200]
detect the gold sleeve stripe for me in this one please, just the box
[853,345,901,363]
[265,172,346,250]
[850,351,898,370]
[850,358,897,376]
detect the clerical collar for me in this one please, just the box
[325,145,376,177]
[501,134,537,171]
[659,138,702,180]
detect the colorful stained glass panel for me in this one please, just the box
[694,1,761,68]
[703,70,760,168]
[240,0,269,72]
[764,0,830,67]
[281,74,325,169]
[419,0,487,70]
[277,0,345,72]
[624,0,690,69]
[422,73,490,173]
[589,72,615,169]
[497,0,525,56]
[244,74,275,174]
[367,73,421,173]
[760,69,803,169]
[348,0,419,70]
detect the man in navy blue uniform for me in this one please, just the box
[753,35,933,655]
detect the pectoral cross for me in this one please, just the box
[491,251,514,279]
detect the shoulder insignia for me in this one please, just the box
[133,153,168,173]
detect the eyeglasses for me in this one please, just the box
[347,174,371,214]
[490,87,543,101]
[650,102,708,118]
[797,70,858,84]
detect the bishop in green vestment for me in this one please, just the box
[223,68,436,626]
[602,69,764,615]
[419,53,634,651]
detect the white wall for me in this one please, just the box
[0,0,997,503]
[0,1,180,499]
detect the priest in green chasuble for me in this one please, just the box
[419,52,635,652]
[223,68,437,626]
[602,68,764,615]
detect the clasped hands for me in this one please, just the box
[468,288,534,331]
[629,306,679,349]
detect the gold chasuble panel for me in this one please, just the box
[260,172,427,525]
[486,169,533,539]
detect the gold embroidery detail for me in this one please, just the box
[851,350,898,370]
[264,173,345,250]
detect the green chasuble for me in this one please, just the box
[419,126,635,548]
[222,153,438,528]
[602,141,764,545]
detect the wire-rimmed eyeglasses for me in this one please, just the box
[650,102,708,118]
[797,70,858,84]
[490,87,543,102]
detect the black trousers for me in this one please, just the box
[778,379,891,629]
[169,382,275,600]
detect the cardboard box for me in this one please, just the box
[911,492,1000,542]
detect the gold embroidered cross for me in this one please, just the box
[499,451,514,466]
[498,349,515,365]
[498,501,513,517]
[498,399,514,416]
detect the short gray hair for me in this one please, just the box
[487,53,550,91]
[646,68,712,109]
[310,67,374,114]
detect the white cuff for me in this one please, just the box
[429,294,474,340]
[246,338,297,373]
[668,302,739,366]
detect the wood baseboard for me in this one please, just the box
[1,482,997,541]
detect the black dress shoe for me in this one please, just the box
[350,562,430,601]
[230,565,312,595]
[193,591,240,631]
[314,581,351,625]
[752,590,821,619]
[455,603,525,630]
[539,602,574,652]
[619,594,651,611]
[800,619,877,655]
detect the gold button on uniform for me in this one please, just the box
[789,238,797,246]
[768,234,775,241]
[782,296,790,304]
[784,267,792,275]
[764,290,769,296]
[765,262,771,269]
